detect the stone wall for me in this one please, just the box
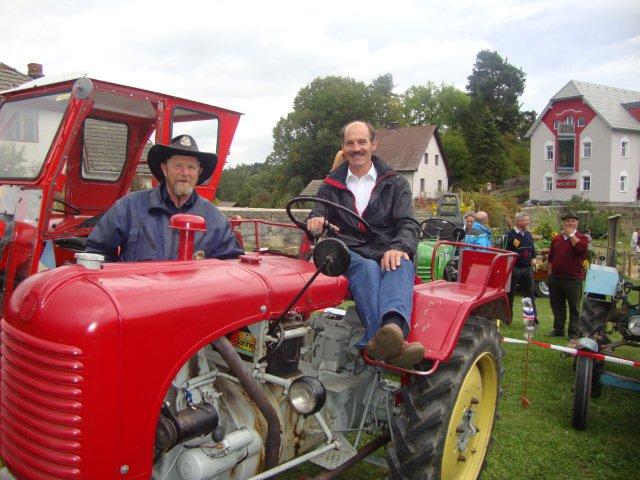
[524,205,640,237]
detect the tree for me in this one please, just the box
[268,75,400,204]
[440,129,473,189]
[467,50,526,134]
[461,97,508,185]
[402,82,469,130]
[367,74,404,127]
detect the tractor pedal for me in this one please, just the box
[310,434,357,470]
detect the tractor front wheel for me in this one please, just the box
[534,280,549,298]
[387,316,502,480]
[572,356,593,430]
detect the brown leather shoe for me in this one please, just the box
[365,323,404,361]
[389,341,425,368]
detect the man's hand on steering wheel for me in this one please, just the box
[306,216,340,237]
[381,249,409,272]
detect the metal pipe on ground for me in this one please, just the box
[297,433,390,480]
[212,337,281,470]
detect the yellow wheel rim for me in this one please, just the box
[441,352,498,480]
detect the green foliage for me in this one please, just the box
[461,98,508,185]
[402,82,469,130]
[267,74,401,204]
[532,207,559,245]
[466,50,526,134]
[441,129,473,188]
[459,190,518,229]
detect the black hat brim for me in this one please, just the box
[147,144,218,185]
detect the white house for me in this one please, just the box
[527,80,640,203]
[375,125,451,200]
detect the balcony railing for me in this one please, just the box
[558,123,575,135]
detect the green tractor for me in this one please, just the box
[414,193,466,282]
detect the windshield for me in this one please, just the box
[0,92,71,179]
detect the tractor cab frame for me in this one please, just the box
[0,76,241,311]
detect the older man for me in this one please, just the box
[547,211,589,339]
[505,212,537,323]
[307,120,423,368]
[86,135,243,261]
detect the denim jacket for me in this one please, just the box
[85,183,243,261]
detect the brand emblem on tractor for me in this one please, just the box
[229,330,256,356]
[180,136,192,146]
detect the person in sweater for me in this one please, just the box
[306,120,423,368]
[505,212,537,324]
[547,211,589,339]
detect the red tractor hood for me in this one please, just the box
[1,256,347,479]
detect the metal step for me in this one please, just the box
[310,434,357,470]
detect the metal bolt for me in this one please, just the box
[456,426,465,433]
[471,449,477,454]
[458,454,467,462]
[260,305,267,313]
[120,465,129,475]
[470,397,480,405]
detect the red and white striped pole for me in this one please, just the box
[503,337,640,368]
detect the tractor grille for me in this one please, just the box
[1,320,84,479]
[416,264,432,282]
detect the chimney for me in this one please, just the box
[27,63,44,79]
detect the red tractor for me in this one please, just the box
[0,76,516,480]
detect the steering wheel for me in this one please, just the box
[420,217,465,241]
[286,196,373,247]
[52,195,81,215]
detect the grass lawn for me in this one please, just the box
[287,295,640,479]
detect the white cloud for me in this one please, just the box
[1,0,638,166]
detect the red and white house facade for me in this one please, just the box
[527,80,640,203]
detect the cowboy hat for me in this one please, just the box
[147,134,217,185]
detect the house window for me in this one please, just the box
[582,139,591,159]
[581,171,591,191]
[544,174,553,192]
[620,171,628,192]
[564,116,574,124]
[578,116,585,126]
[420,178,425,192]
[437,179,443,191]
[545,142,554,161]
[423,153,428,164]
[553,120,559,130]
[557,138,575,172]
[435,154,439,166]
[621,138,629,157]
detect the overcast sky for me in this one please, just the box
[2,0,638,167]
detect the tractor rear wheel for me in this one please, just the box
[572,356,593,430]
[387,316,502,480]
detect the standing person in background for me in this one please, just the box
[631,227,640,253]
[547,212,589,340]
[505,212,537,324]
[474,211,493,247]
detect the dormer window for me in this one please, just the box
[564,116,574,124]
[553,120,559,130]
[578,116,585,126]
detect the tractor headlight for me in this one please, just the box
[288,376,326,415]
[627,316,640,336]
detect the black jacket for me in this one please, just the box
[310,156,420,262]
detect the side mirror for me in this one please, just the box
[312,238,350,277]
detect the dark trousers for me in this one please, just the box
[508,266,537,320]
[548,274,582,338]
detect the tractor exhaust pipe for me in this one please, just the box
[212,336,281,470]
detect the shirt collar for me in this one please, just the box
[346,163,377,183]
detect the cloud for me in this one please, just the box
[1,0,638,167]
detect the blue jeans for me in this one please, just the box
[345,251,415,349]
